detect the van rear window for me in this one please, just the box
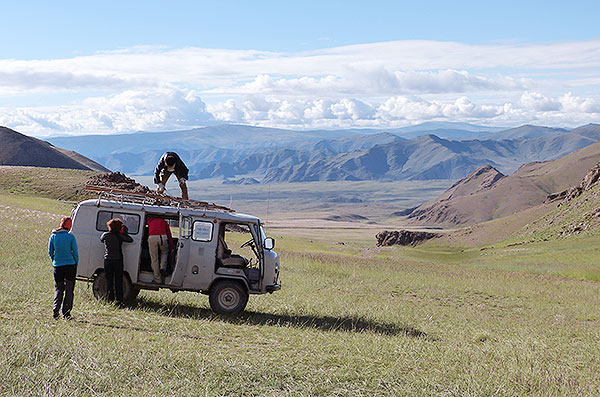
[96,211,140,234]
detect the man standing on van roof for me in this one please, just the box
[154,152,189,200]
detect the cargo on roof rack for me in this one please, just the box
[85,185,235,212]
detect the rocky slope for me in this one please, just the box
[517,161,600,240]
[406,141,600,226]
[376,230,439,246]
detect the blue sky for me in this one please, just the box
[4,1,599,56]
[1,1,599,136]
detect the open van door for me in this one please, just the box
[168,213,191,287]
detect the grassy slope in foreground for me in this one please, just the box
[0,192,599,395]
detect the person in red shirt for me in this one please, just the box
[146,217,173,283]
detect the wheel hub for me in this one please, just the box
[218,288,239,308]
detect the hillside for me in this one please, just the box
[0,166,101,201]
[3,188,600,395]
[0,126,108,172]
[437,159,600,248]
[407,141,600,226]
[516,162,600,241]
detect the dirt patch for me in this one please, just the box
[376,230,439,246]
[87,172,150,193]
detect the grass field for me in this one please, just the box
[1,190,600,396]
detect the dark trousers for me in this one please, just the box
[53,265,76,317]
[104,258,124,302]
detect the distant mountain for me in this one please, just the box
[48,124,371,156]
[47,122,499,173]
[407,141,600,226]
[259,124,600,183]
[476,125,568,141]
[46,123,600,184]
[0,126,109,172]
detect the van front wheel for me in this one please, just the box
[209,280,249,315]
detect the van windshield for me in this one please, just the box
[259,225,267,243]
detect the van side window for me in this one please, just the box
[96,211,141,234]
[192,220,213,241]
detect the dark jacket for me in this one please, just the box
[154,152,189,184]
[100,230,133,260]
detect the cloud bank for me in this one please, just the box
[0,39,599,135]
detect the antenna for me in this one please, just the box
[266,182,271,226]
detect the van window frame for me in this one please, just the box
[96,210,141,235]
[191,220,214,242]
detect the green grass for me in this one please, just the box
[1,192,600,395]
[0,166,99,201]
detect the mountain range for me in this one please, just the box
[46,123,600,184]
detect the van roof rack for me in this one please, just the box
[85,185,235,212]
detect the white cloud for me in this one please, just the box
[0,40,599,134]
[377,96,503,122]
[2,90,599,136]
[520,92,562,111]
[0,87,214,136]
[222,69,529,97]
[0,39,598,97]
[559,92,600,113]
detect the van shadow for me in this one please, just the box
[132,297,428,338]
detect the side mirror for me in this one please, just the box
[263,237,275,250]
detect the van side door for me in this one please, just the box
[169,213,191,287]
[181,217,218,290]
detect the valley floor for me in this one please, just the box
[0,193,599,395]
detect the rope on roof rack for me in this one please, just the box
[85,185,235,212]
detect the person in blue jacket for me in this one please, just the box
[48,216,78,320]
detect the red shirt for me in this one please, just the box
[146,217,174,248]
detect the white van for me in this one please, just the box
[71,190,280,314]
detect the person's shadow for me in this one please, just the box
[127,297,428,338]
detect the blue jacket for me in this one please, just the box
[48,230,79,267]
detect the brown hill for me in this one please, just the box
[0,126,109,172]
[407,141,600,226]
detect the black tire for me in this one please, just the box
[209,280,249,315]
[92,271,137,303]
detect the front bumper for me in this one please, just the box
[265,284,281,293]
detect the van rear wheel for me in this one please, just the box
[209,280,249,315]
[92,271,137,303]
